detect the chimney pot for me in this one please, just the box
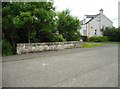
[100,9,103,14]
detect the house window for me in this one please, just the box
[95,29,97,35]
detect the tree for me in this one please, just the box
[103,27,120,42]
[2,2,57,44]
[57,10,81,41]
[2,2,82,55]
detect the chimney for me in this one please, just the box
[100,9,103,14]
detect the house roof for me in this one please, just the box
[80,20,84,25]
[80,14,99,25]
[85,14,99,24]
[81,13,113,25]
[86,15,98,18]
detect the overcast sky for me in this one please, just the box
[54,0,120,27]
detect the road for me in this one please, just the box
[2,44,118,87]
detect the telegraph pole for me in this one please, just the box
[118,1,120,27]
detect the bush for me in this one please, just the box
[50,34,66,42]
[103,27,120,42]
[2,39,15,56]
[65,31,81,41]
[89,36,109,42]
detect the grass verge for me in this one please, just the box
[100,42,120,44]
[82,42,106,48]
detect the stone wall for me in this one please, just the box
[17,41,83,54]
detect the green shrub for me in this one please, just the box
[65,31,81,41]
[2,39,14,56]
[50,34,66,42]
[89,36,109,42]
[103,27,120,42]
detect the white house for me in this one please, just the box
[118,1,120,27]
[80,9,113,37]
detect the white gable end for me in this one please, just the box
[100,14,113,28]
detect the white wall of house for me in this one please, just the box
[88,15,100,37]
[100,15,113,29]
[80,25,86,36]
[80,9,113,37]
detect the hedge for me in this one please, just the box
[88,36,109,42]
[103,27,120,42]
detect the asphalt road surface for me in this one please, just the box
[2,44,118,87]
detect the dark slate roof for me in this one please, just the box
[80,20,84,25]
[85,14,100,24]
[86,15,97,18]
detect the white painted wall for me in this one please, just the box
[101,15,113,28]
[80,25,86,36]
[88,15,100,37]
